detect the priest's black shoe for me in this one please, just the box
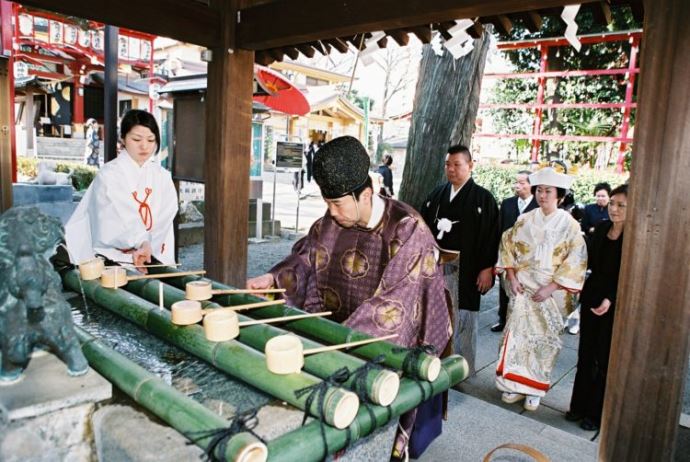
[490,323,504,332]
[565,411,583,422]
[580,418,599,431]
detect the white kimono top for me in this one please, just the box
[65,150,178,265]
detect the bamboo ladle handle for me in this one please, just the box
[237,311,332,327]
[303,334,398,355]
[111,262,182,269]
[201,299,286,314]
[127,270,206,281]
[213,288,286,295]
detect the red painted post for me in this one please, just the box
[616,36,639,173]
[530,44,548,161]
[71,64,85,125]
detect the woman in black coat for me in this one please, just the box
[567,184,628,431]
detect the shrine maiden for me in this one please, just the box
[65,110,178,269]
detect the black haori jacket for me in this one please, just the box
[421,178,500,311]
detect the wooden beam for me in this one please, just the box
[468,20,484,39]
[409,26,433,44]
[325,38,350,53]
[0,57,12,212]
[320,40,332,54]
[310,41,328,56]
[600,0,690,459]
[238,0,601,49]
[16,0,220,48]
[282,47,300,61]
[590,1,613,26]
[435,21,456,41]
[255,50,274,65]
[486,14,513,35]
[204,0,254,286]
[513,11,543,32]
[385,29,410,47]
[295,43,316,58]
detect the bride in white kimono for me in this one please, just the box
[65,110,178,271]
[496,167,587,411]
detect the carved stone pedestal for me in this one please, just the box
[0,352,111,462]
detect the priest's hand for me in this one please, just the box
[476,268,494,294]
[132,241,153,273]
[591,298,611,316]
[532,282,559,302]
[247,273,276,291]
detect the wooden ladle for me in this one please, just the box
[79,258,181,281]
[170,299,288,326]
[100,267,206,289]
[185,280,286,301]
[202,310,333,342]
[265,334,398,375]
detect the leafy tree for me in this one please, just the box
[488,8,641,166]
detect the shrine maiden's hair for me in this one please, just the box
[120,109,161,153]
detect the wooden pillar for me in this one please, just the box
[600,0,690,460]
[0,57,12,211]
[204,0,254,286]
[104,25,118,163]
[24,88,34,154]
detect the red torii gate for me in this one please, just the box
[476,30,641,172]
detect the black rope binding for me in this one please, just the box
[294,367,352,460]
[350,354,390,425]
[392,344,438,401]
[187,408,265,462]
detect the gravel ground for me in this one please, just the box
[178,235,301,278]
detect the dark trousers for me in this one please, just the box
[569,305,615,424]
[498,284,509,325]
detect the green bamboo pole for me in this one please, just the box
[123,278,400,406]
[74,327,267,462]
[63,270,358,429]
[266,356,467,462]
[151,268,441,381]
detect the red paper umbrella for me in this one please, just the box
[253,65,310,116]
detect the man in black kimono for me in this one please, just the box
[421,145,500,376]
[492,170,538,332]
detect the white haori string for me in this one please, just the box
[436,217,459,240]
[561,5,582,52]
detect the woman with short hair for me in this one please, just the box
[567,184,628,431]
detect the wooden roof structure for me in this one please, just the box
[3,1,690,461]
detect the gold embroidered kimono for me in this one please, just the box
[495,208,587,396]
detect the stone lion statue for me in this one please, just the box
[0,206,88,383]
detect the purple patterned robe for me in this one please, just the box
[270,197,451,352]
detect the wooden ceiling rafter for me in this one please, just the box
[281,46,300,61]
[295,43,316,58]
[513,11,543,32]
[486,14,513,35]
[247,2,642,65]
[385,29,410,47]
[324,38,350,53]
[17,0,220,48]
[237,0,613,50]
[409,26,433,44]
